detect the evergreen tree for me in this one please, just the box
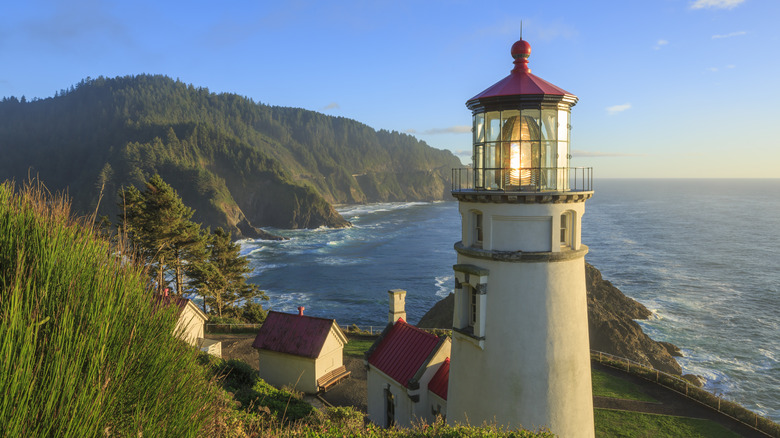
[190,227,267,317]
[119,174,207,294]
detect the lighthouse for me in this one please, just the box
[446,38,595,437]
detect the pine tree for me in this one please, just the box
[189,227,267,317]
[119,174,207,295]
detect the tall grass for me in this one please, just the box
[0,180,223,437]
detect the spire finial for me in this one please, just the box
[520,20,523,40]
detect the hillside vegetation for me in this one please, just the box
[0,75,461,237]
[0,181,223,437]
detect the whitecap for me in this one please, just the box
[435,275,453,298]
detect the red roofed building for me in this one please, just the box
[428,357,449,418]
[365,318,450,428]
[252,309,349,394]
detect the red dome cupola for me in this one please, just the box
[457,39,587,194]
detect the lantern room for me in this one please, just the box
[462,39,582,192]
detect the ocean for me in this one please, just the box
[240,179,779,421]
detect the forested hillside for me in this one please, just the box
[0,75,461,237]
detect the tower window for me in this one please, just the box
[469,286,477,328]
[473,212,483,247]
[560,212,572,248]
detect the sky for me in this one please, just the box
[2,0,778,178]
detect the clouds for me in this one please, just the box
[406,126,471,135]
[606,103,631,115]
[690,0,745,10]
[654,39,669,50]
[712,31,747,39]
[321,102,340,111]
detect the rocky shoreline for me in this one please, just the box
[418,262,701,384]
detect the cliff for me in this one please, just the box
[418,263,683,376]
[0,75,460,238]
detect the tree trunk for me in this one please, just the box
[175,258,183,295]
[158,255,165,294]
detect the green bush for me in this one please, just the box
[242,300,267,323]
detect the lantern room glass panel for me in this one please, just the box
[474,144,484,189]
[557,110,569,143]
[486,111,501,142]
[485,142,501,189]
[474,113,485,143]
[521,109,541,141]
[541,109,557,141]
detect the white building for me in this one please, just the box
[365,315,451,428]
[153,293,221,357]
[252,308,350,394]
[446,38,595,437]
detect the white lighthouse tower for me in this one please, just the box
[446,38,595,437]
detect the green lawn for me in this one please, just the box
[344,335,378,358]
[595,409,741,438]
[592,368,656,402]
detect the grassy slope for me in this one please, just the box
[594,410,741,438]
[0,181,224,437]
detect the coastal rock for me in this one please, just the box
[417,262,683,376]
[682,374,706,388]
[235,218,287,241]
[585,263,682,375]
[659,341,683,357]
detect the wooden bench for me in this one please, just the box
[317,365,351,392]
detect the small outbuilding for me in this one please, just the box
[252,308,349,394]
[152,293,221,357]
[365,317,451,428]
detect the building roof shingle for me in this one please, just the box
[252,311,343,358]
[428,357,449,400]
[367,319,441,388]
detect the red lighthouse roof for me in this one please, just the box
[467,39,576,106]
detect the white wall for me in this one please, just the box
[174,303,205,347]
[449,200,594,437]
[461,202,586,253]
[367,369,413,428]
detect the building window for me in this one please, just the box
[469,286,477,329]
[560,212,572,248]
[385,387,395,427]
[473,212,483,248]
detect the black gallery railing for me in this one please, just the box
[452,167,593,193]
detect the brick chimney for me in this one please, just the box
[388,289,406,323]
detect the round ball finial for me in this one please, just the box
[511,39,531,73]
[511,39,531,59]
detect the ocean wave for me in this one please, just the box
[337,201,430,218]
[313,256,364,266]
[264,291,311,314]
[435,275,453,298]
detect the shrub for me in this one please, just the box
[242,301,267,323]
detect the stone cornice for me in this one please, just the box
[454,241,588,263]
[452,191,593,204]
